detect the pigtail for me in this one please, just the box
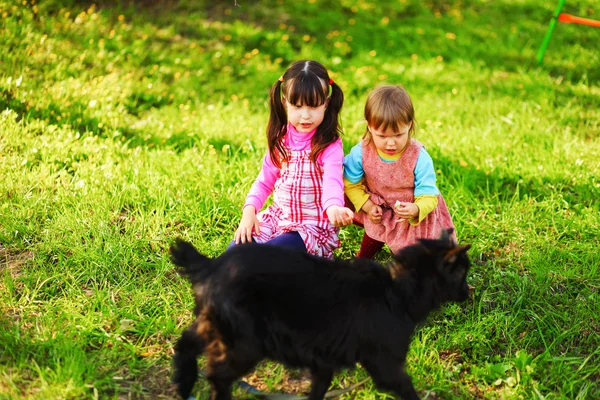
[328,81,344,130]
[310,80,344,164]
[267,79,288,168]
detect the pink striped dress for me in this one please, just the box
[244,125,344,258]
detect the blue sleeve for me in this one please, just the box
[343,143,364,184]
[414,147,439,196]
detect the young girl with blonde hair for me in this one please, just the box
[344,84,455,258]
[233,60,354,258]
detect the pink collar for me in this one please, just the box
[286,123,317,149]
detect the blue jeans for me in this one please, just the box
[227,231,306,252]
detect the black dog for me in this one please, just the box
[171,229,471,400]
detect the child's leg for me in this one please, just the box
[227,232,305,252]
[357,232,385,259]
[226,237,256,251]
[265,231,306,252]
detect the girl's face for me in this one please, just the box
[283,98,327,133]
[368,123,411,156]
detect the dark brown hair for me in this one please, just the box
[267,60,344,168]
[363,85,416,141]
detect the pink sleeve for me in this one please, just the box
[318,138,345,211]
[244,152,280,211]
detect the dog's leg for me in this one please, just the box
[392,368,419,400]
[307,368,334,400]
[206,345,260,400]
[208,380,233,400]
[173,326,206,399]
[362,359,419,400]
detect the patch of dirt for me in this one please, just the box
[244,367,312,395]
[109,363,179,400]
[0,246,34,320]
[0,245,33,280]
[438,350,465,365]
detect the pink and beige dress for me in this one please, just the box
[354,138,456,253]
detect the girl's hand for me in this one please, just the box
[326,205,354,227]
[235,206,260,244]
[394,201,419,222]
[362,199,382,224]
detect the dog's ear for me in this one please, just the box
[417,238,439,253]
[439,228,454,244]
[442,244,471,267]
[418,236,452,254]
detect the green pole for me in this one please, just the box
[537,0,567,65]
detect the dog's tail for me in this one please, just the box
[170,239,213,283]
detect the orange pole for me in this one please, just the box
[558,13,600,28]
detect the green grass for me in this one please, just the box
[1,0,599,398]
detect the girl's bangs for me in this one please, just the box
[370,112,404,133]
[286,76,328,107]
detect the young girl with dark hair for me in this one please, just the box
[233,60,354,258]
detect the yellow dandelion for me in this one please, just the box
[445,32,456,40]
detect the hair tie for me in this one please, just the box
[329,78,334,85]
[278,76,284,82]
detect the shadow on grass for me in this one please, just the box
[430,148,600,210]
[40,0,600,85]
[0,88,243,152]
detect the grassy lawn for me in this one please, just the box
[1,0,599,398]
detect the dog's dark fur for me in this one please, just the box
[171,229,471,400]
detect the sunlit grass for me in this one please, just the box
[1,0,599,398]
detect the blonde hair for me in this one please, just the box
[363,85,416,140]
